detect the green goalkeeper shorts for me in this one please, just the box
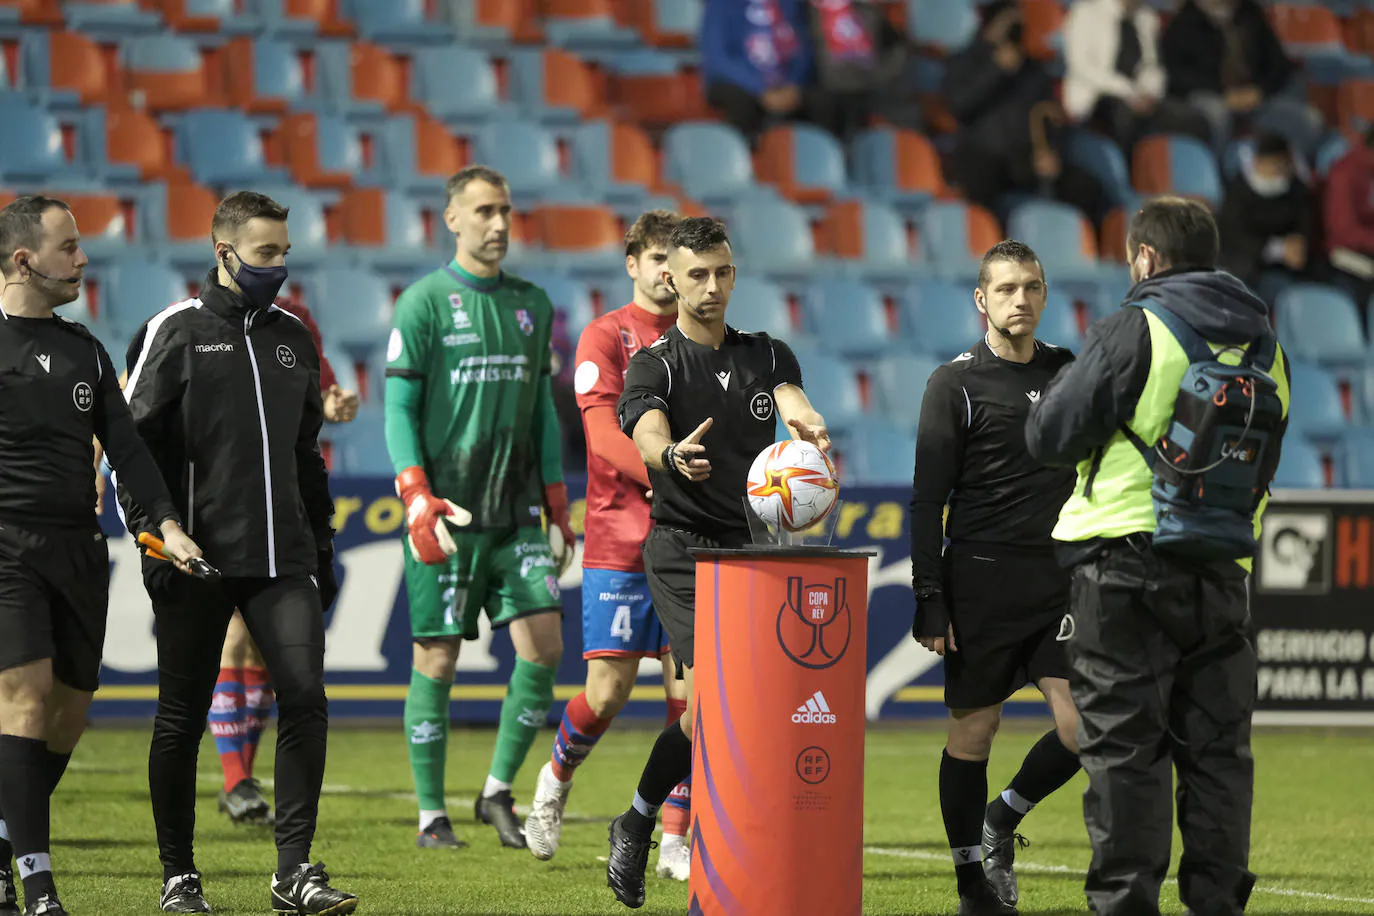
[404,526,563,641]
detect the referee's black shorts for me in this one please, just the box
[942,542,1071,710]
[0,523,110,692]
[642,525,749,670]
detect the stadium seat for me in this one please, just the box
[315,41,412,120]
[343,0,449,46]
[662,122,754,205]
[629,0,701,49]
[447,0,544,46]
[378,112,467,198]
[1006,200,1100,281]
[1337,78,1374,133]
[138,180,220,267]
[1038,289,1084,350]
[258,0,356,38]
[570,119,662,206]
[21,29,113,109]
[906,0,977,53]
[473,120,561,201]
[304,268,394,358]
[508,48,609,125]
[532,204,622,261]
[101,258,190,335]
[412,47,501,127]
[122,35,215,112]
[335,188,445,272]
[729,194,817,277]
[871,353,942,429]
[914,201,1002,279]
[722,277,797,340]
[1336,427,1374,487]
[1132,134,1223,208]
[333,406,390,475]
[1275,283,1367,367]
[63,193,131,261]
[903,277,987,360]
[0,97,86,185]
[541,0,641,51]
[63,1,162,37]
[1065,129,1133,208]
[176,110,291,188]
[840,419,917,485]
[98,107,191,184]
[222,37,310,115]
[520,270,595,340]
[152,0,263,34]
[0,0,63,27]
[1098,198,1141,263]
[796,353,864,427]
[1271,435,1325,488]
[817,199,911,281]
[1314,133,1351,177]
[852,127,946,211]
[609,55,714,129]
[754,125,848,205]
[1271,4,1347,58]
[274,113,385,190]
[1284,361,1349,441]
[250,186,329,267]
[804,279,897,358]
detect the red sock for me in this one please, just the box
[241,666,274,776]
[210,667,248,793]
[662,696,691,837]
[550,692,614,783]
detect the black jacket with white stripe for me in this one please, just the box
[0,311,178,533]
[116,271,333,579]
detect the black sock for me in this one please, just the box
[45,751,71,797]
[939,749,988,893]
[0,736,56,903]
[624,721,692,837]
[277,847,308,880]
[988,730,1081,833]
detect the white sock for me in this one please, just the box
[419,809,447,831]
[542,764,571,789]
[482,775,511,798]
[16,852,51,880]
[660,832,685,849]
[1001,788,1036,816]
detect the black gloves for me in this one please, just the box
[912,587,950,642]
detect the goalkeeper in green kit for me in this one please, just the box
[384,165,575,851]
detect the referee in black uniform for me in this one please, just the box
[0,196,201,916]
[116,192,355,915]
[911,241,1083,916]
[604,217,830,909]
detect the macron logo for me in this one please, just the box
[194,343,235,354]
[716,370,730,390]
[792,691,836,725]
[35,354,50,373]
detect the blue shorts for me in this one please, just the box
[581,569,669,660]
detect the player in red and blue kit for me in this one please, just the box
[524,212,692,880]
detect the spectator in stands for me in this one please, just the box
[550,310,587,473]
[943,0,1107,226]
[701,0,845,143]
[806,0,917,134]
[1062,0,1212,153]
[1160,0,1295,149]
[1322,125,1374,311]
[1218,132,1312,298]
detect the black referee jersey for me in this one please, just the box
[910,336,1076,595]
[617,324,803,539]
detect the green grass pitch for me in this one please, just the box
[47,723,1374,914]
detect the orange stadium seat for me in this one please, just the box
[1131,134,1171,194]
[540,0,616,20]
[105,108,191,183]
[333,187,386,247]
[540,48,610,120]
[475,0,543,43]
[754,125,846,204]
[534,203,621,252]
[123,37,216,111]
[1269,4,1342,50]
[1346,10,1374,56]
[150,0,226,32]
[1337,79,1374,133]
[48,31,115,107]
[412,111,467,184]
[1020,0,1063,61]
[1100,205,1130,263]
[274,112,351,189]
[284,0,353,37]
[0,0,63,26]
[350,42,413,115]
[613,70,712,129]
[160,180,219,243]
[609,121,662,192]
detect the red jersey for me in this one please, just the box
[574,303,677,572]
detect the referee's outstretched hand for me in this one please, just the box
[787,418,831,454]
[673,418,713,481]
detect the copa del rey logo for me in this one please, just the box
[793,690,836,725]
[777,577,852,670]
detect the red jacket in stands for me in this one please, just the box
[1323,142,1374,256]
[274,298,338,393]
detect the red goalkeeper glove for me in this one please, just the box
[544,482,576,576]
[396,467,471,565]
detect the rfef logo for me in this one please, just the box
[792,690,836,725]
[796,746,831,785]
[778,576,851,669]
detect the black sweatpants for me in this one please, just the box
[144,561,327,877]
[1065,543,1257,916]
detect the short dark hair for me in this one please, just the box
[1126,195,1219,270]
[1254,132,1290,159]
[668,217,730,254]
[211,191,289,244]
[977,239,1044,289]
[0,195,70,278]
[624,210,681,258]
[446,165,509,202]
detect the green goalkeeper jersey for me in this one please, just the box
[384,260,562,532]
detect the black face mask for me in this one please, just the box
[224,246,288,309]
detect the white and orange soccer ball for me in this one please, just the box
[746,439,840,533]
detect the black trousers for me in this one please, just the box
[144,562,327,875]
[950,139,1109,227]
[1090,96,1214,157]
[1065,543,1257,916]
[705,80,857,144]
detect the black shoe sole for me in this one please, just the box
[271,898,358,916]
[475,802,527,848]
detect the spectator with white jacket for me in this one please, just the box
[1063,0,1210,153]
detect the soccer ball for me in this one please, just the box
[746,439,840,533]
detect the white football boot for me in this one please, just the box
[655,831,691,881]
[524,762,571,861]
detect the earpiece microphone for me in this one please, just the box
[22,259,80,285]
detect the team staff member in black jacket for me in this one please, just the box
[0,196,201,916]
[911,241,1082,916]
[117,192,356,916]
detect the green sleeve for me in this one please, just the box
[533,370,563,486]
[386,286,432,378]
[385,374,425,475]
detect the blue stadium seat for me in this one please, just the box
[1314,133,1351,178]
[102,260,189,336]
[729,194,817,277]
[249,37,311,110]
[841,419,917,486]
[520,271,595,342]
[1164,135,1224,207]
[1271,435,1325,488]
[1006,200,1100,282]
[651,0,703,41]
[323,346,361,396]
[333,407,392,476]
[663,122,754,205]
[1276,283,1367,367]
[413,48,500,126]
[258,187,329,267]
[1254,98,1327,163]
[1038,290,1085,350]
[343,0,449,47]
[1065,129,1133,208]
[542,9,640,51]
[906,0,977,53]
[64,1,162,37]
[840,199,911,282]
[570,120,650,206]
[0,98,87,185]
[805,279,894,358]
[312,114,388,187]
[724,278,795,340]
[796,353,864,428]
[903,278,987,360]
[175,110,291,188]
[872,353,942,430]
[1336,427,1374,487]
[305,268,395,359]
[913,201,987,279]
[473,120,562,201]
[783,124,849,199]
[507,49,589,125]
[1285,361,1349,441]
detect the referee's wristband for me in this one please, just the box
[662,443,679,477]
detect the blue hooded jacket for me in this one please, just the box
[701,0,814,96]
